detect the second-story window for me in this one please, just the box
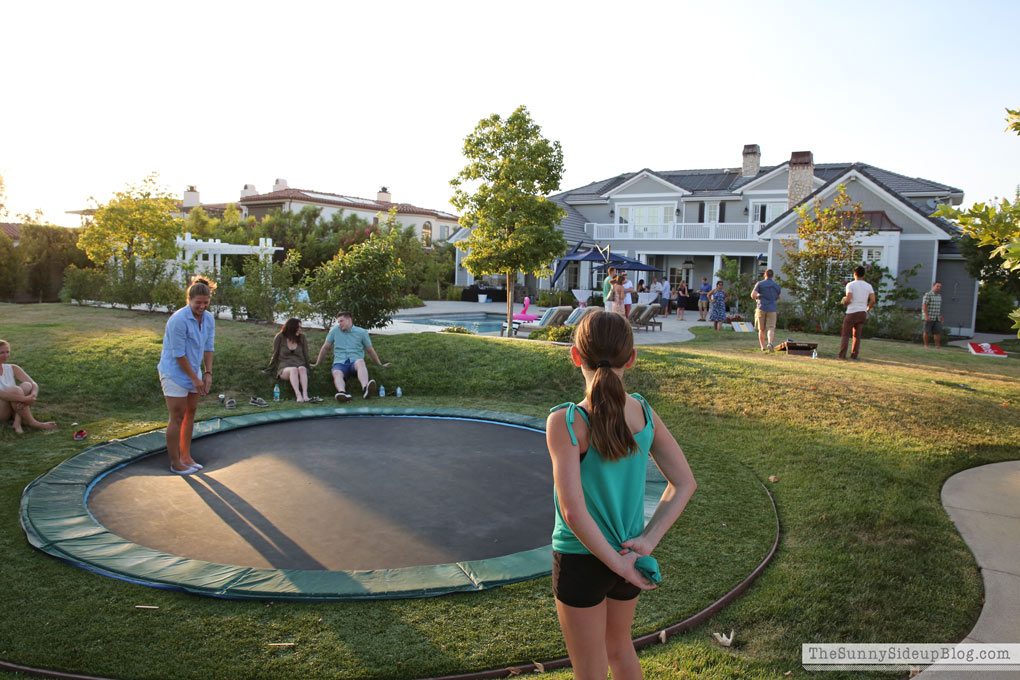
[422,221,433,247]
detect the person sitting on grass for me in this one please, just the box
[266,318,321,403]
[0,339,57,434]
[312,311,390,402]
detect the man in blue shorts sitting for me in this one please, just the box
[312,311,390,402]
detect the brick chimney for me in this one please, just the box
[182,185,199,208]
[377,186,392,202]
[741,144,760,177]
[787,151,814,209]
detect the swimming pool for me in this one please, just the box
[396,312,509,333]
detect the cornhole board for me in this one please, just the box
[731,321,754,332]
[968,342,1008,358]
[776,341,817,357]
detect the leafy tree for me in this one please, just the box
[0,232,24,299]
[19,223,91,301]
[306,231,405,330]
[781,184,872,331]
[953,232,1020,302]
[935,107,1020,337]
[378,208,428,295]
[184,206,216,239]
[78,173,182,264]
[715,256,756,316]
[450,105,568,332]
[422,242,457,299]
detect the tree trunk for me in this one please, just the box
[506,272,513,337]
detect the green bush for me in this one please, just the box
[59,265,106,305]
[445,285,464,301]
[586,294,604,307]
[439,325,473,334]
[400,293,424,308]
[976,283,1018,332]
[527,325,574,342]
[865,306,923,341]
[535,290,553,307]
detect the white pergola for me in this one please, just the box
[175,232,283,277]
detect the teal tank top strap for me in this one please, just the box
[550,402,590,447]
[631,393,654,430]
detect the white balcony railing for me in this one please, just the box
[586,222,763,241]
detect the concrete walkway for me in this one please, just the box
[914,461,1020,678]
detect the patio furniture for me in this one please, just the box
[511,306,573,336]
[632,304,662,331]
[626,304,647,324]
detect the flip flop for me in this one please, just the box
[73,430,87,441]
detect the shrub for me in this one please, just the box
[865,306,922,341]
[445,285,464,302]
[150,279,185,313]
[587,294,604,307]
[527,325,574,342]
[535,290,553,307]
[59,265,106,305]
[400,293,424,308]
[440,325,473,334]
[975,283,1018,332]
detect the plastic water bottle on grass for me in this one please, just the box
[811,349,818,359]
[273,384,280,401]
[379,385,386,397]
[396,387,403,397]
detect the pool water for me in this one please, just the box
[397,313,510,333]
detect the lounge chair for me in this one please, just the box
[626,304,647,325]
[562,305,599,327]
[632,304,662,331]
[510,305,573,336]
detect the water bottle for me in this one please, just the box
[273,385,280,402]
[811,349,818,359]
[378,385,386,397]
[396,387,403,397]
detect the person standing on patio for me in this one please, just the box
[922,281,944,349]
[621,273,635,318]
[659,276,671,319]
[609,276,626,317]
[708,281,728,331]
[675,280,689,321]
[313,312,390,402]
[750,269,782,352]
[697,277,712,321]
[601,267,617,304]
[838,266,876,360]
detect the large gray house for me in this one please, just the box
[455,145,978,335]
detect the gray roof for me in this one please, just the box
[548,195,592,245]
[556,163,963,203]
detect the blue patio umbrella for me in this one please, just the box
[550,244,662,286]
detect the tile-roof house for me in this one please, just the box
[238,180,460,246]
[0,222,21,245]
[509,145,976,335]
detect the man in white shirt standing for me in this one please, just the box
[659,276,671,318]
[838,265,876,360]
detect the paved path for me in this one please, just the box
[914,461,1020,678]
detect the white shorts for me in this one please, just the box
[159,371,195,398]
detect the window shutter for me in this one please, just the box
[719,203,727,223]
[698,202,705,223]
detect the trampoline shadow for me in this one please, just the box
[183,474,326,570]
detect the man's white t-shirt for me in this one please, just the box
[845,279,875,314]
[660,279,671,301]
[622,279,635,305]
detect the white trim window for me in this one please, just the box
[618,204,674,237]
[854,246,884,265]
[750,202,787,224]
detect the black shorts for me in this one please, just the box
[924,319,942,335]
[552,551,640,608]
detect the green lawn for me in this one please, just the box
[1,303,1019,680]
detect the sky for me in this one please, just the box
[2,0,1019,228]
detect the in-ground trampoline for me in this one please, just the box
[20,406,635,601]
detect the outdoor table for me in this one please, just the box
[571,289,593,306]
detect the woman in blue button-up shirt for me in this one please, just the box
[157,277,215,475]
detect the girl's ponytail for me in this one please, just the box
[573,310,636,462]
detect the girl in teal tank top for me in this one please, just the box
[547,309,697,679]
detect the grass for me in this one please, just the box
[1,303,1018,679]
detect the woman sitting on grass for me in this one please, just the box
[0,340,56,434]
[547,310,697,679]
[266,318,320,403]
[157,277,215,475]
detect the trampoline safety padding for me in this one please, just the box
[21,406,589,601]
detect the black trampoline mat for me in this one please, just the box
[87,416,553,571]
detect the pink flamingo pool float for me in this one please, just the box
[513,297,541,321]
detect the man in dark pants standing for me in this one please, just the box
[838,266,876,360]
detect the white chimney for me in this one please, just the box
[183,185,200,208]
[787,151,814,209]
[377,186,392,202]
[741,144,761,177]
[240,184,258,199]
[273,178,289,192]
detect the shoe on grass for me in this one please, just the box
[335,392,352,403]
[767,344,774,352]
[250,396,268,407]
[363,379,377,399]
